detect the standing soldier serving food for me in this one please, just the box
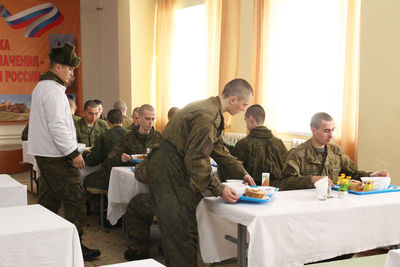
[134,78,256,266]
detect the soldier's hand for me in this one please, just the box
[221,186,239,203]
[121,153,131,163]
[73,154,85,169]
[243,174,256,186]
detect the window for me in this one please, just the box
[169,4,207,108]
[263,0,348,135]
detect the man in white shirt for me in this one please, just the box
[27,42,100,261]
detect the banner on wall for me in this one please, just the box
[0,0,81,123]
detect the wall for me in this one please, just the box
[81,0,119,113]
[358,0,400,185]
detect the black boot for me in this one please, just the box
[82,244,101,261]
[124,249,149,261]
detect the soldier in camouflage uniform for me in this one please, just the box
[84,104,161,190]
[279,112,389,190]
[114,100,133,129]
[94,99,107,121]
[83,109,128,166]
[75,100,109,147]
[219,104,287,186]
[27,42,100,260]
[132,79,256,265]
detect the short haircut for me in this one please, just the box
[68,98,76,109]
[84,100,98,111]
[221,78,253,100]
[132,107,140,114]
[167,107,180,120]
[138,104,155,116]
[113,100,127,113]
[93,99,103,106]
[310,112,334,129]
[107,109,123,124]
[245,104,265,124]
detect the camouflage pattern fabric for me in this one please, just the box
[219,126,287,186]
[122,114,133,129]
[279,138,371,190]
[83,125,160,190]
[147,142,203,267]
[83,126,128,166]
[98,113,107,121]
[72,114,81,124]
[125,193,154,253]
[75,117,109,147]
[21,123,29,141]
[135,97,247,266]
[35,155,86,237]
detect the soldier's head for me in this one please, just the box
[132,107,140,126]
[94,99,104,119]
[220,79,253,115]
[310,112,335,147]
[67,96,77,115]
[113,100,128,116]
[106,109,123,127]
[167,107,180,121]
[138,104,156,134]
[244,104,265,131]
[49,42,80,84]
[83,100,99,126]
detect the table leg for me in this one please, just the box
[237,223,247,267]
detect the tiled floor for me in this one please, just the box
[11,170,388,267]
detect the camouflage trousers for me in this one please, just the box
[125,193,154,253]
[35,156,86,237]
[147,141,203,267]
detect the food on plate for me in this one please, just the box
[348,180,364,192]
[244,188,266,199]
[136,154,146,160]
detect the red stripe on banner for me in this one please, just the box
[33,14,64,38]
[9,13,47,29]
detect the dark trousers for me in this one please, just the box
[147,142,203,267]
[35,156,86,237]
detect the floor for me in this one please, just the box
[12,170,389,267]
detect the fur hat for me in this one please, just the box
[49,42,80,67]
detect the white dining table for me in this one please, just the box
[196,188,400,267]
[99,258,165,266]
[0,204,84,267]
[386,248,400,267]
[0,174,27,207]
[107,165,219,225]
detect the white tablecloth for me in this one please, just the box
[100,258,165,266]
[0,204,84,267]
[107,165,219,225]
[0,174,27,207]
[386,249,400,267]
[197,189,400,267]
[107,167,149,225]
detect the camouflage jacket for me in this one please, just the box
[83,126,128,166]
[220,126,287,186]
[161,96,248,196]
[122,115,133,129]
[75,117,109,147]
[279,138,371,190]
[103,124,161,170]
[72,114,81,124]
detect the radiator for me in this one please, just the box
[223,132,246,145]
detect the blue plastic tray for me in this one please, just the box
[332,185,400,195]
[132,159,142,163]
[237,186,279,203]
